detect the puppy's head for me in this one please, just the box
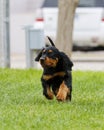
[35,36,60,68]
[35,36,73,70]
[35,46,60,68]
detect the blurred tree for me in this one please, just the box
[56,0,79,57]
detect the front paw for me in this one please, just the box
[56,81,69,101]
[56,91,67,101]
[43,89,54,100]
[44,93,54,100]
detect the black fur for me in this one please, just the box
[35,36,73,101]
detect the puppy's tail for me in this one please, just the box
[47,36,55,47]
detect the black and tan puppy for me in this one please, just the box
[35,36,73,101]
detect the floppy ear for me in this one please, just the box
[47,36,55,47]
[35,48,44,61]
[69,60,73,70]
[60,52,73,70]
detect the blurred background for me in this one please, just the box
[0,0,104,70]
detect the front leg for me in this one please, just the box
[56,81,70,101]
[42,80,54,100]
[56,72,72,101]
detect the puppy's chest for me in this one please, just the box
[42,71,66,81]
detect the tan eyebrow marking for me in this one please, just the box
[48,50,53,53]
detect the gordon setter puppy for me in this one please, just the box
[35,36,73,101]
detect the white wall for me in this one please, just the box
[10,0,44,54]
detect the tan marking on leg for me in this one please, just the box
[56,81,69,101]
[47,87,54,99]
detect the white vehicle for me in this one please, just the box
[34,0,104,46]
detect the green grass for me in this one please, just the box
[0,68,104,130]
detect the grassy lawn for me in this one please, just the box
[0,68,104,130]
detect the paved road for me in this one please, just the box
[72,51,104,71]
[11,51,104,71]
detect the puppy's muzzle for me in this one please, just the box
[40,56,46,66]
[40,56,45,62]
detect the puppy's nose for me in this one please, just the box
[40,57,45,62]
